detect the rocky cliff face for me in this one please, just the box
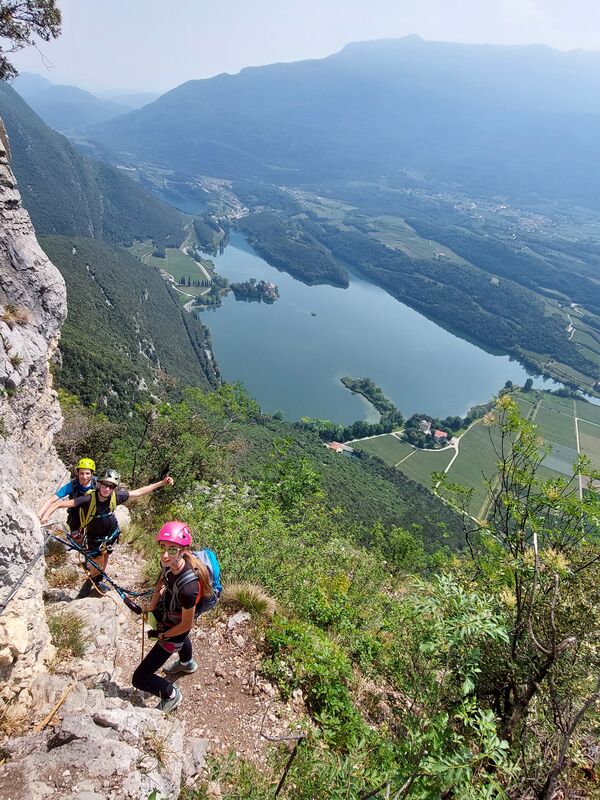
[0,117,67,705]
[0,123,205,799]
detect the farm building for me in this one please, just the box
[326,441,354,455]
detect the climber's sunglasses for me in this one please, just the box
[160,544,181,557]
[98,481,115,490]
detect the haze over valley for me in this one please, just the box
[83,37,600,404]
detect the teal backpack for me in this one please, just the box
[194,548,222,614]
[172,548,222,616]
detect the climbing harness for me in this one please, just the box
[78,487,118,531]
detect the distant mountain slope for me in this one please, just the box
[0,81,185,246]
[40,236,219,415]
[93,36,600,205]
[98,90,159,109]
[24,84,132,132]
[11,71,53,98]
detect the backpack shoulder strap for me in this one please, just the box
[172,569,201,610]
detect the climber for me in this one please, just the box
[40,470,174,598]
[132,521,212,713]
[37,457,97,533]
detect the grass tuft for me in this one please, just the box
[46,564,81,589]
[48,610,90,660]
[45,537,68,569]
[141,725,178,769]
[0,699,28,737]
[220,581,277,617]
[1,303,30,329]
[45,539,80,587]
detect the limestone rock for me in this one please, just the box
[182,736,209,781]
[227,611,251,630]
[1,683,192,800]
[0,118,67,705]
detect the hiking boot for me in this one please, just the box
[163,658,198,676]
[76,578,93,599]
[156,686,183,713]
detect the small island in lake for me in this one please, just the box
[230,278,279,303]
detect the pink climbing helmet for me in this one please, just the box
[156,520,192,547]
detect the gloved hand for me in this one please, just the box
[147,630,160,640]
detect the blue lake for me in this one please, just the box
[199,233,552,424]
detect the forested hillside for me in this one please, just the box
[40,236,219,414]
[62,385,600,799]
[231,413,461,552]
[80,37,600,393]
[237,210,348,287]
[0,81,185,247]
[0,81,226,401]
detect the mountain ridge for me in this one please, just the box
[90,37,600,205]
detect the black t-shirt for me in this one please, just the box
[164,564,199,609]
[72,489,129,540]
[162,563,199,642]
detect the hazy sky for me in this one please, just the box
[10,0,600,94]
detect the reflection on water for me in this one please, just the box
[200,233,552,424]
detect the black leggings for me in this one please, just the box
[132,636,192,700]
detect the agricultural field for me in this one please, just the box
[130,240,212,299]
[369,215,472,265]
[395,448,455,489]
[297,193,474,265]
[572,329,600,367]
[575,399,600,426]
[533,406,577,450]
[352,390,600,519]
[446,421,502,518]
[356,435,413,466]
[577,420,600,470]
[539,392,576,414]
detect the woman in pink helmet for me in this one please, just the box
[132,521,212,712]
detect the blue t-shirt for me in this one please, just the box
[56,478,96,530]
[55,479,95,499]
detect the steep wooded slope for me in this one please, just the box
[40,236,219,414]
[0,81,185,245]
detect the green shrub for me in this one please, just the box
[263,616,364,749]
